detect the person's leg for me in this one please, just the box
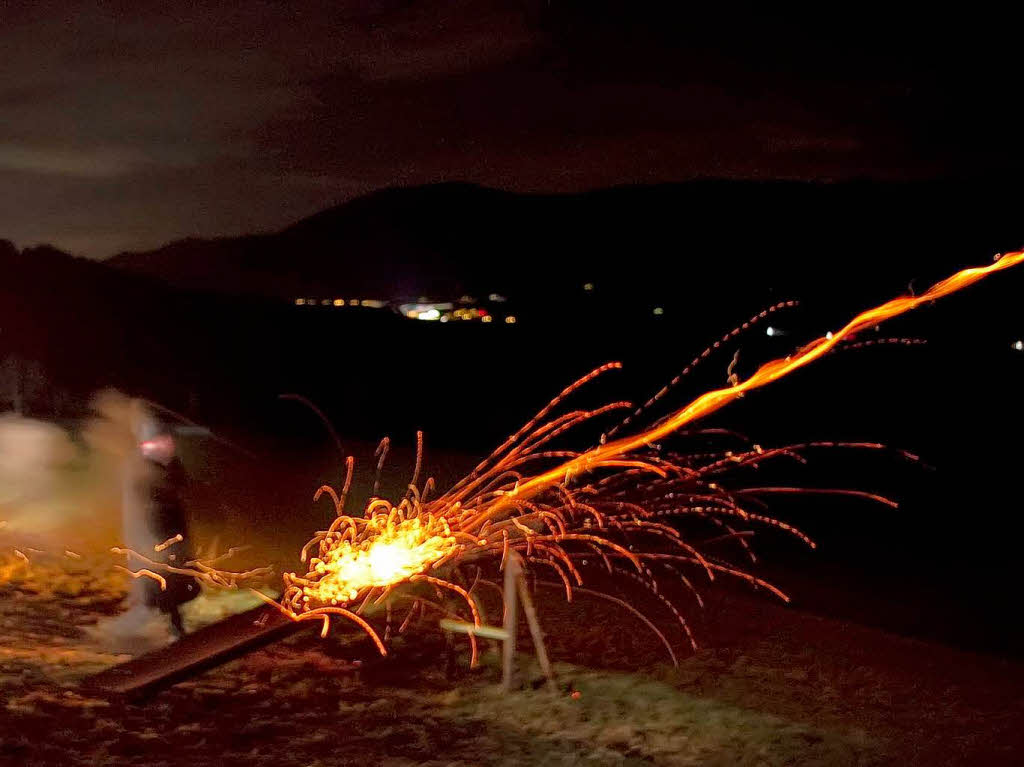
[104,575,164,637]
[167,605,185,638]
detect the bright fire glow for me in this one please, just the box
[304,515,457,604]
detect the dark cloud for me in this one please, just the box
[1,1,1019,257]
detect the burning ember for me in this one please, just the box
[254,251,1024,661]
[305,514,459,603]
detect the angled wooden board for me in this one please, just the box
[82,604,309,699]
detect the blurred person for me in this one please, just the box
[89,396,200,648]
[121,401,199,635]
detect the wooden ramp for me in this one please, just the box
[85,553,555,700]
[83,605,310,699]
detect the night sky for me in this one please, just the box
[2,2,1021,258]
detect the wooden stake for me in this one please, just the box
[516,572,556,691]
[502,551,519,691]
[440,552,556,693]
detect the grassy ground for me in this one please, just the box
[0,561,874,766]
[2,552,1022,766]
[2,434,1023,765]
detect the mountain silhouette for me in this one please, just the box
[5,178,1024,428]
[103,180,1024,312]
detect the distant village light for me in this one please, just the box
[653,306,664,316]
[505,315,517,324]
[1014,340,1024,351]
[399,301,454,321]
[583,282,595,292]
[333,298,344,307]
[295,298,305,305]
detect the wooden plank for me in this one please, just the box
[439,619,510,641]
[82,604,311,699]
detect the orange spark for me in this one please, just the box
[115,566,168,591]
[304,515,457,604]
[154,534,183,552]
[110,546,271,590]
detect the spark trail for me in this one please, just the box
[510,251,1024,500]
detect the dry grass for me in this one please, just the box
[3,552,1024,766]
[0,558,881,766]
[437,661,876,766]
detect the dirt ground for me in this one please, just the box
[1,555,1022,767]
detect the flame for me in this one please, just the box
[303,515,457,604]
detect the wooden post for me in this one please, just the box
[439,552,556,693]
[516,574,556,691]
[502,551,519,691]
